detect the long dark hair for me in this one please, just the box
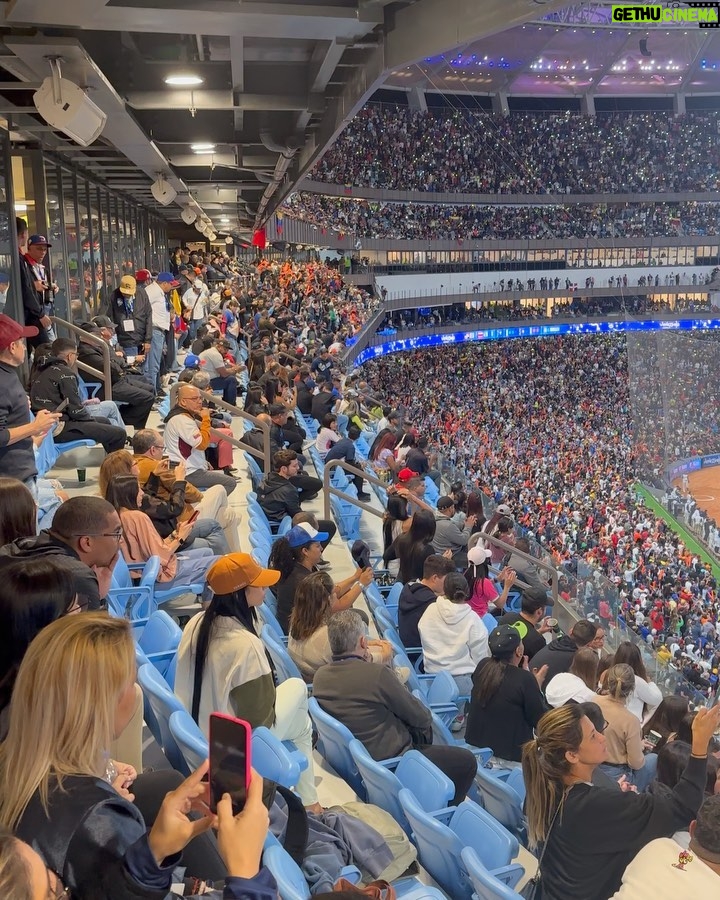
[394,509,436,577]
[190,588,259,722]
[268,535,309,581]
[0,478,36,546]
[105,474,140,512]
[472,655,515,709]
[613,641,649,682]
[289,572,334,641]
[0,559,76,716]
[464,555,490,596]
[642,695,689,751]
[382,494,408,551]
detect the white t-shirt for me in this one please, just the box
[199,347,226,380]
[545,672,598,708]
[145,281,171,330]
[163,412,209,475]
[611,837,720,898]
[315,427,339,458]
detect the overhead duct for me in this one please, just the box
[256,129,300,224]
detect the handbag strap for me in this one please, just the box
[535,786,568,876]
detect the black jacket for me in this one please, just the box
[256,472,301,521]
[19,252,44,323]
[77,342,127,387]
[0,531,101,609]
[30,356,94,422]
[527,634,580,684]
[398,582,437,649]
[311,391,335,423]
[108,287,153,346]
[465,659,548,761]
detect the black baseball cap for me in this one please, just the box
[488,623,527,657]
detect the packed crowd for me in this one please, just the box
[282,192,720,240]
[361,335,720,683]
[310,105,720,194]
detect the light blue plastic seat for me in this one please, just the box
[308,697,365,798]
[35,425,96,477]
[135,610,182,680]
[473,764,528,843]
[461,847,525,900]
[137,663,186,772]
[108,555,160,621]
[256,602,285,640]
[399,789,523,900]
[349,739,454,837]
[261,625,303,682]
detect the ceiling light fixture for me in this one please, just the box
[165,74,204,87]
[190,143,215,151]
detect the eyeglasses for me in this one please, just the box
[71,529,124,541]
[46,868,70,899]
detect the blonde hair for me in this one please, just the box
[605,663,635,702]
[0,830,33,900]
[99,449,135,499]
[0,613,135,829]
[522,704,585,849]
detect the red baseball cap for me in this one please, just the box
[135,269,151,282]
[0,314,38,351]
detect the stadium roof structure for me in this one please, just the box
[385,3,720,97]
[0,1,715,233]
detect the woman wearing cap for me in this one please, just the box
[464,542,517,618]
[175,553,322,812]
[268,523,373,634]
[465,623,549,766]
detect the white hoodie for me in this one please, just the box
[418,595,489,675]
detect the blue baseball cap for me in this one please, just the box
[286,523,329,548]
[156,271,180,286]
[184,353,204,369]
[28,234,51,247]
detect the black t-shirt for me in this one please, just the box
[497,611,547,660]
[404,448,429,475]
[275,562,316,633]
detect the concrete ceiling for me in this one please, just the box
[0,0,589,234]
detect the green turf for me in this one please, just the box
[634,482,720,581]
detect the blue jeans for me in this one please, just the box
[210,375,237,405]
[161,548,217,594]
[599,755,657,792]
[185,518,230,555]
[144,329,166,392]
[88,400,125,429]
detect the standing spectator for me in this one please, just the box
[29,338,126,454]
[528,618,597,684]
[418,572,490,696]
[384,509,440,584]
[404,436,441,490]
[139,270,174,394]
[16,218,51,348]
[433,496,477,568]
[465,624,549,766]
[310,381,337,424]
[108,274,152,355]
[613,641,663,723]
[0,316,59,491]
[398,554,456,649]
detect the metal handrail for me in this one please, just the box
[167,382,273,474]
[51,317,113,402]
[477,530,558,605]
[322,459,386,521]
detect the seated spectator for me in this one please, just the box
[432,496,477,568]
[642,697,690,754]
[288,571,392,681]
[528,618,597,684]
[268,523,372,633]
[404,436,441,490]
[315,412,340,459]
[596,664,656,792]
[29,338,126,454]
[0,558,77,738]
[370,430,399,480]
[497,583,554,659]
[464,543,517,617]
[611,794,720,897]
[175,553,321,811]
[652,740,719,802]
[105,474,216,592]
[613,641,663,723]
[487,515,516,566]
[545,648,600,707]
[313,610,478,805]
[465,623,549,766]
[384,509,440,584]
[164,384,236,495]
[311,380,337,424]
[324,423,370,501]
[100,450,229,555]
[0,476,36,545]
[521,703,720,900]
[256,449,325,518]
[419,572,490,696]
[0,612,276,899]
[0,495,120,609]
[398,553,456,649]
[199,335,245,405]
[132,429,241,551]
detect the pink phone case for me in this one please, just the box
[208,713,252,813]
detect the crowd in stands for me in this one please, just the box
[282,192,720,240]
[362,335,720,693]
[310,105,720,194]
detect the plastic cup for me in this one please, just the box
[126,355,136,365]
[77,468,86,483]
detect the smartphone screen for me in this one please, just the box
[187,510,199,524]
[209,713,251,815]
[167,460,180,470]
[54,397,69,413]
